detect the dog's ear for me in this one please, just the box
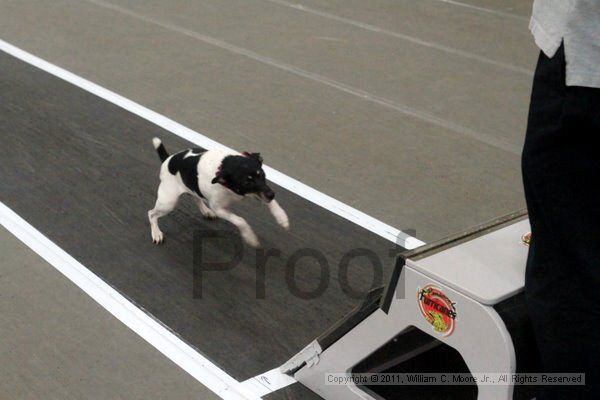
[247,152,263,164]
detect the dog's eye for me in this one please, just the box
[247,175,254,180]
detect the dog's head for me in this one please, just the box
[212,152,275,201]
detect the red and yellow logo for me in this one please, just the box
[417,285,457,336]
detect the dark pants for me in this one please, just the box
[522,45,600,399]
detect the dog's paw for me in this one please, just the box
[242,231,260,248]
[152,230,164,244]
[202,209,218,220]
[274,209,290,230]
[278,215,290,230]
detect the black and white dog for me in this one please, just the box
[148,138,289,247]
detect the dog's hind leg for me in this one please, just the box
[148,181,181,244]
[194,197,217,219]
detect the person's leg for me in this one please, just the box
[522,45,600,399]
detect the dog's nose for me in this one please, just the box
[265,191,275,201]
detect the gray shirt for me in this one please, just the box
[530,0,600,88]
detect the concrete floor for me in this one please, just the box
[0,0,537,241]
[0,226,219,400]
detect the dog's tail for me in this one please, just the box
[152,138,169,162]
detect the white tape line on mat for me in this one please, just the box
[240,368,297,397]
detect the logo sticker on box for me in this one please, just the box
[417,285,457,336]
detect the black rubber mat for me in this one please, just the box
[265,383,324,400]
[0,51,401,382]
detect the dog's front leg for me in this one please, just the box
[213,207,260,248]
[194,197,217,219]
[267,200,290,230]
